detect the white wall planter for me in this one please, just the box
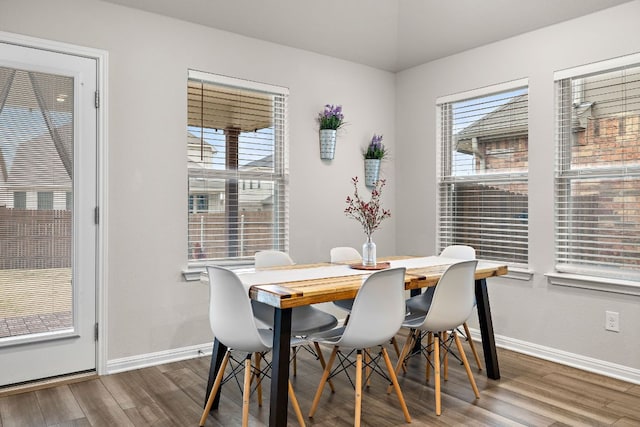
[364,158,381,187]
[319,129,337,160]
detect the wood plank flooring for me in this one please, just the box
[1,338,639,426]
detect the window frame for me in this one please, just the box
[552,53,640,288]
[185,70,289,272]
[436,78,530,270]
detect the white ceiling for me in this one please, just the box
[102,0,633,72]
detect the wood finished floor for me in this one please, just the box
[1,340,639,426]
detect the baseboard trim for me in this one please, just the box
[106,342,213,375]
[107,334,640,386]
[468,328,640,385]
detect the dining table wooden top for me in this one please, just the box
[247,255,508,309]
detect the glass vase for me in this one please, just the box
[362,236,377,267]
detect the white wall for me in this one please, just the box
[396,1,640,373]
[0,0,396,360]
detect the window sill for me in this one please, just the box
[182,262,255,282]
[501,267,534,281]
[546,272,640,296]
[183,268,206,282]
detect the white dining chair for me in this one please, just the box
[251,250,338,384]
[307,267,411,427]
[329,246,402,360]
[252,250,338,335]
[200,266,306,427]
[254,249,296,268]
[405,245,482,370]
[392,260,480,416]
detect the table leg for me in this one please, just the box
[205,338,228,411]
[474,278,500,379]
[409,288,422,354]
[269,307,292,427]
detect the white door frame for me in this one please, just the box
[0,30,109,376]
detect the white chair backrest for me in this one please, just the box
[440,245,476,260]
[330,247,361,263]
[206,266,271,353]
[337,267,406,349]
[255,250,295,269]
[420,260,478,333]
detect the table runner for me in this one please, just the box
[236,256,463,289]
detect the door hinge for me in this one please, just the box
[95,90,100,108]
[94,323,99,341]
[94,206,99,225]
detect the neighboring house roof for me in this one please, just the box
[189,152,276,209]
[6,123,71,189]
[188,131,218,170]
[456,93,528,146]
[242,154,273,170]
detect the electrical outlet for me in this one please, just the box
[605,311,620,332]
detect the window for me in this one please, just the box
[37,191,53,210]
[187,71,288,265]
[555,55,640,281]
[188,194,209,213]
[13,191,26,209]
[437,80,529,266]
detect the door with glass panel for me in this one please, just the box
[0,41,97,386]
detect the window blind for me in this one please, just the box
[187,71,289,265]
[555,60,640,281]
[437,84,529,266]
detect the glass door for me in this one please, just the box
[0,41,97,386]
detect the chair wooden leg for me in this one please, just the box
[434,333,441,416]
[313,342,335,393]
[242,357,252,427]
[390,336,406,374]
[309,346,338,418]
[387,329,416,394]
[354,350,363,427]
[288,380,306,427]
[453,331,480,398]
[462,322,482,371]
[391,336,400,357]
[381,347,412,423]
[364,349,371,388]
[199,351,230,426]
[442,330,449,381]
[255,352,263,407]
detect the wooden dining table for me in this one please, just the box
[204,255,508,426]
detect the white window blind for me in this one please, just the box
[555,59,640,281]
[187,71,289,265]
[437,83,529,266]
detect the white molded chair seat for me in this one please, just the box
[252,303,339,335]
[404,245,482,370]
[393,260,481,416]
[307,267,411,427]
[405,245,475,313]
[251,250,338,389]
[200,266,306,427]
[252,250,338,335]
